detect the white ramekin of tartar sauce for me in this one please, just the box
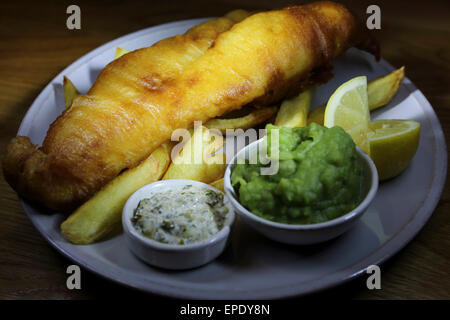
[122,179,235,270]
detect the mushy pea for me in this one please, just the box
[231,123,363,224]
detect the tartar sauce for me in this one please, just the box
[131,185,229,245]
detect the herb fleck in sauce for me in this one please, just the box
[132,185,229,245]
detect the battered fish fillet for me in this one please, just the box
[3,10,250,211]
[3,1,378,211]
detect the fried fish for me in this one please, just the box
[3,1,378,211]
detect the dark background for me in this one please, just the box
[0,0,449,299]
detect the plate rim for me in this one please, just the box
[17,18,448,299]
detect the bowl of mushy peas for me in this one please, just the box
[224,123,378,245]
[122,180,235,270]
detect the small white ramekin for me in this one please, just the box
[224,138,378,245]
[122,179,235,270]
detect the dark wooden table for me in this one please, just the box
[0,0,449,299]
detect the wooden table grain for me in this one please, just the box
[0,0,449,300]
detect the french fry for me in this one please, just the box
[61,145,171,244]
[274,88,314,128]
[307,105,326,126]
[204,106,277,133]
[63,76,80,109]
[307,67,406,125]
[115,47,131,60]
[225,9,251,22]
[368,66,405,110]
[163,126,226,183]
[210,178,224,192]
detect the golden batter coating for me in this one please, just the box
[3,2,378,211]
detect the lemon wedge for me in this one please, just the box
[369,119,420,180]
[324,76,371,155]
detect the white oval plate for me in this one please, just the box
[17,19,447,299]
